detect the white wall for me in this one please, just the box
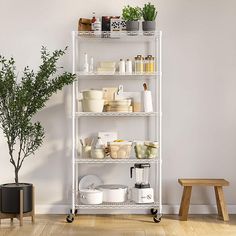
[0,0,236,214]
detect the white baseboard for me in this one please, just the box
[35,204,236,215]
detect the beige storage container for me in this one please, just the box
[108,141,132,159]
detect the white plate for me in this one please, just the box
[78,175,103,191]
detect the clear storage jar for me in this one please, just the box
[145,55,155,73]
[134,55,144,74]
[134,141,159,159]
[108,141,132,159]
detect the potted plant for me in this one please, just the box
[0,47,75,214]
[142,2,158,32]
[122,5,142,32]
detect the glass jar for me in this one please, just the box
[134,55,144,74]
[145,55,155,73]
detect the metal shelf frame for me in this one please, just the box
[76,201,159,209]
[75,158,158,164]
[71,30,162,218]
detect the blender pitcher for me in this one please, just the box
[130,163,151,188]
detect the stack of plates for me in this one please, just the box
[106,99,133,112]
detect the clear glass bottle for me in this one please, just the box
[91,137,105,159]
[134,55,144,74]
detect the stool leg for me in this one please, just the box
[32,186,35,223]
[19,190,23,226]
[214,186,229,221]
[179,186,192,221]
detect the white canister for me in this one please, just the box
[119,59,125,74]
[79,189,103,205]
[125,59,132,74]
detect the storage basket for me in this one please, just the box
[108,141,132,159]
[134,141,159,159]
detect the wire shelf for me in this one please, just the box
[75,112,158,117]
[76,71,159,77]
[75,158,158,164]
[76,201,159,209]
[73,31,160,40]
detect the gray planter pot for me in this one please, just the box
[126,21,139,32]
[0,183,33,213]
[142,21,156,32]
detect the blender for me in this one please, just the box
[130,163,154,203]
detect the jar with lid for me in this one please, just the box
[145,55,155,73]
[91,137,105,159]
[134,55,144,74]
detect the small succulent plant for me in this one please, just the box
[142,2,157,21]
[122,5,142,21]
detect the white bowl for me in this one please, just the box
[82,99,104,112]
[82,90,103,100]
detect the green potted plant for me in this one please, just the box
[0,47,75,214]
[142,2,158,32]
[122,5,142,32]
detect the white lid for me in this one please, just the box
[80,189,102,194]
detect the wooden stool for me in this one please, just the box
[178,179,229,221]
[0,186,35,226]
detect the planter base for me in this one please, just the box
[0,186,35,226]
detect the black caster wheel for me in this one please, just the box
[70,209,78,215]
[66,214,74,223]
[153,216,161,223]
[150,208,158,215]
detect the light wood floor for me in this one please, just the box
[0,214,236,236]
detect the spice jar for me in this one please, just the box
[145,55,155,73]
[134,55,144,74]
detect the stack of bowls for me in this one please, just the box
[106,99,132,112]
[82,90,104,112]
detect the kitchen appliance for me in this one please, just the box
[130,163,154,203]
[79,189,103,205]
[97,184,128,203]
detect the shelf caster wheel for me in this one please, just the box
[70,209,78,215]
[66,214,74,223]
[153,216,161,223]
[150,208,158,215]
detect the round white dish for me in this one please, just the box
[79,189,103,204]
[97,184,128,203]
[79,175,103,191]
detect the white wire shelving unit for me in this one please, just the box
[67,30,162,223]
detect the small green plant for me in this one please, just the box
[142,2,157,21]
[122,5,142,21]
[0,47,76,184]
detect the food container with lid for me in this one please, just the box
[79,189,103,204]
[108,141,132,159]
[134,55,144,74]
[134,141,159,159]
[97,184,128,203]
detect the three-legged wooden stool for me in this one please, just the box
[178,179,229,221]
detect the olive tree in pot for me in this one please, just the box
[0,47,75,214]
[122,5,142,32]
[142,2,158,32]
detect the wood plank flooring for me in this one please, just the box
[0,214,236,236]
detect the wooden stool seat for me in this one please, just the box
[178,178,229,221]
